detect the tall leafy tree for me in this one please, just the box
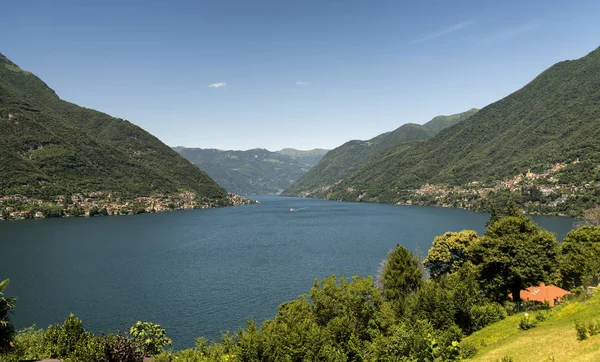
[423,230,479,280]
[559,226,600,290]
[379,245,423,314]
[471,216,558,302]
[0,279,16,353]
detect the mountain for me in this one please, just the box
[0,52,230,210]
[313,46,600,214]
[175,148,328,195]
[276,148,329,166]
[283,109,478,196]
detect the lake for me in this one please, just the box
[0,196,576,348]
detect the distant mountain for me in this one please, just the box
[175,148,328,195]
[309,46,600,215]
[277,148,329,166]
[0,52,229,207]
[282,109,478,196]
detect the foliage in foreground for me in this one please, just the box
[3,215,600,361]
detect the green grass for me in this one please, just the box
[462,292,600,361]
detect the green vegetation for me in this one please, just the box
[0,53,228,208]
[287,46,600,217]
[462,293,600,361]
[175,148,328,195]
[4,213,600,361]
[0,280,15,353]
[282,109,478,197]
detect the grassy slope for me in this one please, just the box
[283,109,478,196]
[0,52,227,199]
[463,293,600,362]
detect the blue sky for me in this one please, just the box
[2,0,600,150]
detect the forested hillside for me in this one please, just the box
[283,109,478,196]
[175,148,327,195]
[296,46,600,216]
[0,52,232,217]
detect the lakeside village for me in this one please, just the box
[400,158,598,215]
[0,191,252,220]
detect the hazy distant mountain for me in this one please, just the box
[0,52,228,202]
[175,148,328,195]
[283,109,478,196]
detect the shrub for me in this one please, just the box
[518,313,537,330]
[535,311,548,322]
[0,279,16,353]
[129,321,172,356]
[44,314,90,358]
[575,320,588,341]
[102,333,143,362]
[460,342,477,359]
[588,320,600,336]
[497,357,514,362]
[470,302,508,332]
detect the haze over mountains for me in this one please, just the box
[174,147,328,195]
[0,53,228,205]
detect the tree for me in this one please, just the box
[423,231,479,280]
[0,279,16,353]
[559,226,600,290]
[379,245,423,314]
[471,216,558,302]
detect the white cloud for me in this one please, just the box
[296,81,308,86]
[479,23,537,44]
[209,82,227,88]
[411,20,474,44]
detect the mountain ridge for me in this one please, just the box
[0,52,239,219]
[174,147,328,195]
[305,46,600,215]
[282,108,479,196]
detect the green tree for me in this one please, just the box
[472,216,558,302]
[559,226,600,290]
[379,245,423,314]
[0,279,16,353]
[423,231,479,280]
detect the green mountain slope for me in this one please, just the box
[282,109,478,196]
[175,148,327,195]
[324,46,600,206]
[0,53,227,202]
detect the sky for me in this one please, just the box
[2,0,600,151]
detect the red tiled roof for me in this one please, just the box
[511,283,571,306]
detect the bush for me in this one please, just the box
[102,333,144,362]
[129,321,172,356]
[460,342,478,358]
[0,279,16,353]
[518,313,537,330]
[44,314,90,358]
[470,302,508,332]
[589,320,600,336]
[535,311,548,322]
[575,320,588,341]
[497,357,514,362]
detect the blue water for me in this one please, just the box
[0,196,576,348]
